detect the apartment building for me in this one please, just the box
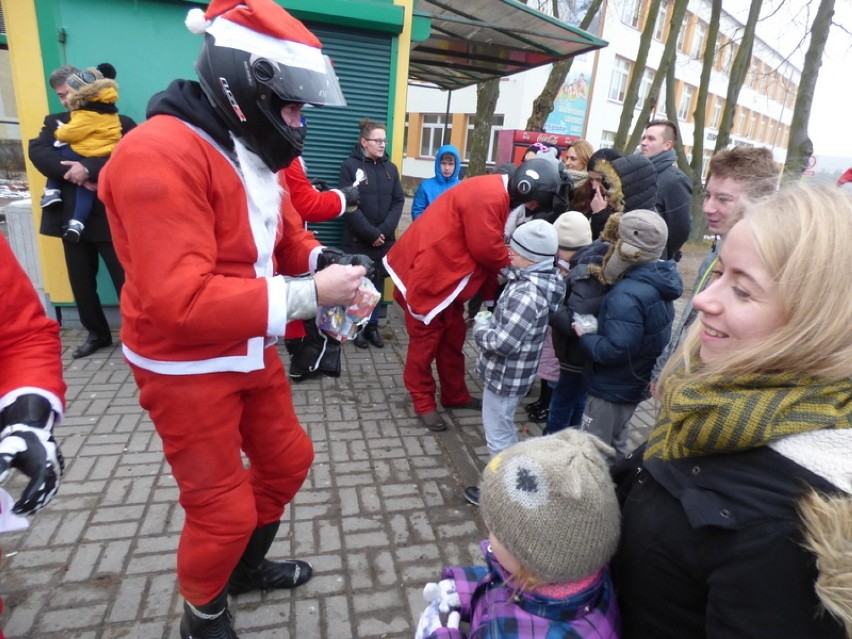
[403,0,799,182]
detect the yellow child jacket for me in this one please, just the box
[54,82,122,157]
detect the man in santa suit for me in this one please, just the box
[99,2,365,637]
[384,158,562,432]
[0,235,66,639]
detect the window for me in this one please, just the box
[638,68,655,106]
[419,114,451,157]
[599,131,617,149]
[654,1,668,40]
[690,21,706,59]
[676,15,690,52]
[608,56,631,103]
[655,80,667,117]
[710,96,723,129]
[677,84,694,121]
[621,0,641,28]
[463,114,504,164]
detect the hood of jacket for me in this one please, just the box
[504,260,566,313]
[69,79,118,110]
[622,259,683,302]
[800,490,852,635]
[147,79,233,152]
[432,144,462,184]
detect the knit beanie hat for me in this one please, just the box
[480,429,621,583]
[599,209,668,284]
[612,154,657,212]
[510,219,559,263]
[553,211,592,251]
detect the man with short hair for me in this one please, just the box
[652,145,779,381]
[28,65,136,359]
[639,119,692,262]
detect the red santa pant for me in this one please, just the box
[395,288,472,414]
[130,347,313,605]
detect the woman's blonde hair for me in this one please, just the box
[661,181,852,387]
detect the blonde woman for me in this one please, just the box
[613,182,852,638]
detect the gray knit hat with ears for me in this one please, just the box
[601,209,669,283]
[479,429,621,583]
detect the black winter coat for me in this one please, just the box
[339,146,405,273]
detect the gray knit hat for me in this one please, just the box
[479,429,621,583]
[509,219,558,263]
[553,211,592,251]
[601,209,669,283]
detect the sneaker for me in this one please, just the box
[463,486,480,506]
[41,189,62,208]
[63,219,85,243]
[419,411,447,432]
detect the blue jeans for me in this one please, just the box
[543,370,587,435]
[482,387,521,458]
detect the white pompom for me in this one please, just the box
[185,8,211,34]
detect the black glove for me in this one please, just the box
[316,247,375,278]
[0,395,64,515]
[340,186,360,208]
[310,177,330,192]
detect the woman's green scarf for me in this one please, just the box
[645,372,852,461]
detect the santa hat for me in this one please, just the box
[186,0,326,72]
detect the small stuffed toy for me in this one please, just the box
[414,578,461,639]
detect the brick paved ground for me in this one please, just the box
[0,308,658,639]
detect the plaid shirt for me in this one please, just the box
[425,541,620,639]
[475,262,565,397]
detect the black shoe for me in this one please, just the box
[353,330,369,349]
[524,398,545,415]
[463,486,480,506]
[419,411,447,432]
[228,558,312,595]
[446,397,482,411]
[179,589,238,639]
[72,335,113,359]
[62,219,85,243]
[363,324,384,348]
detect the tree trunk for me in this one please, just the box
[783,0,835,183]
[625,0,690,153]
[714,0,762,151]
[613,0,662,146]
[524,0,605,131]
[467,78,501,177]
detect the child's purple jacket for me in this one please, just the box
[425,541,620,638]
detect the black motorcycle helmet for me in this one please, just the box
[195,28,346,172]
[509,157,562,211]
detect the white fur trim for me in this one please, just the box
[206,18,325,72]
[185,8,212,35]
[769,430,852,493]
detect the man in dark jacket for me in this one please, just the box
[640,120,692,262]
[28,64,136,359]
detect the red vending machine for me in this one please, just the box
[496,129,579,165]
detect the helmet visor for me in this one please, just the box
[259,55,346,108]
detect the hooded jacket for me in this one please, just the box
[338,144,405,267]
[411,144,462,220]
[586,154,657,239]
[475,261,566,397]
[580,259,682,403]
[54,79,122,157]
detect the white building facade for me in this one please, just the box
[402,0,799,183]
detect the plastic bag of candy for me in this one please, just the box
[316,276,381,342]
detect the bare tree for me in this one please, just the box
[783,0,836,182]
[466,78,501,177]
[524,0,605,131]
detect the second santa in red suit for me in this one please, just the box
[384,157,563,432]
[99,2,366,637]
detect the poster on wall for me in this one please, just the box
[544,0,600,137]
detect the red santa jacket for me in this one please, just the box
[383,174,512,325]
[100,116,320,375]
[0,236,65,417]
[282,157,346,221]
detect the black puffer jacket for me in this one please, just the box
[338,145,405,271]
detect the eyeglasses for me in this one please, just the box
[366,138,388,144]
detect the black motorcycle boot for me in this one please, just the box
[179,588,238,639]
[364,323,384,348]
[228,522,313,595]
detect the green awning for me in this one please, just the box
[410,0,607,91]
